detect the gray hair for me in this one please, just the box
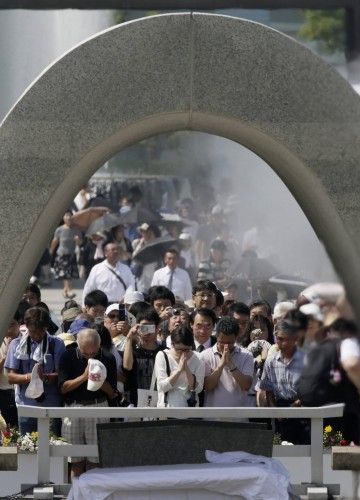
[273,301,296,320]
[77,328,101,347]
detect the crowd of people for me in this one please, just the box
[0,184,360,480]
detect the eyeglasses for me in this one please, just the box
[194,323,213,330]
[195,293,215,299]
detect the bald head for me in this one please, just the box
[77,328,100,359]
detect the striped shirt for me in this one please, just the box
[259,348,304,402]
[197,258,231,286]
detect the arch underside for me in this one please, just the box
[1,12,360,336]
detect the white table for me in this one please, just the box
[68,461,289,500]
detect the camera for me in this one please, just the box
[139,324,156,334]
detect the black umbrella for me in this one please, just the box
[85,212,123,236]
[119,206,160,225]
[132,236,178,264]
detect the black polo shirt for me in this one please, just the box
[58,347,117,404]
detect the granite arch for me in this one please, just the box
[1,12,360,335]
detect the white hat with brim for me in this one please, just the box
[124,290,144,305]
[87,358,107,391]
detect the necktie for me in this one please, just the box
[167,269,174,290]
[197,344,205,353]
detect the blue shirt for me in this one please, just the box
[5,335,65,407]
[259,348,304,402]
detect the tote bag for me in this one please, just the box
[137,351,170,407]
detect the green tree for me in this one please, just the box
[298,9,345,53]
[113,10,159,26]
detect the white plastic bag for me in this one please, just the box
[25,362,44,399]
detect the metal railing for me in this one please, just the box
[17,404,344,487]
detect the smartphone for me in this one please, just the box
[118,305,126,322]
[139,324,156,334]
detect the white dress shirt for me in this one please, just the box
[150,266,192,302]
[82,259,135,304]
[194,338,212,352]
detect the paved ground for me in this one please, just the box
[40,278,84,323]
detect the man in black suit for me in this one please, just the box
[190,308,217,407]
[190,308,217,353]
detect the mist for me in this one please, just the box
[105,131,339,284]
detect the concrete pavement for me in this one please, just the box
[40,278,84,323]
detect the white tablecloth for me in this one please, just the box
[68,461,289,500]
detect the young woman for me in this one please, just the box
[154,326,204,407]
[239,314,274,348]
[50,210,82,299]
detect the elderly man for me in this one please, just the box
[150,248,192,303]
[258,319,307,444]
[58,329,117,479]
[82,242,135,304]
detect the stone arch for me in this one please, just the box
[1,12,360,335]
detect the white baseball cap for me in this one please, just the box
[87,358,107,392]
[124,290,144,305]
[105,303,120,316]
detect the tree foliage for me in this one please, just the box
[298,9,345,53]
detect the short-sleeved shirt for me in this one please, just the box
[58,347,117,404]
[201,344,254,407]
[341,337,360,362]
[122,344,164,406]
[133,345,164,390]
[5,335,65,406]
[259,348,304,401]
[54,225,82,256]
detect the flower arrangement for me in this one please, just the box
[1,428,67,452]
[0,414,6,432]
[323,425,348,448]
[273,425,349,448]
[1,427,21,447]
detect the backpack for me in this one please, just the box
[297,338,354,407]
